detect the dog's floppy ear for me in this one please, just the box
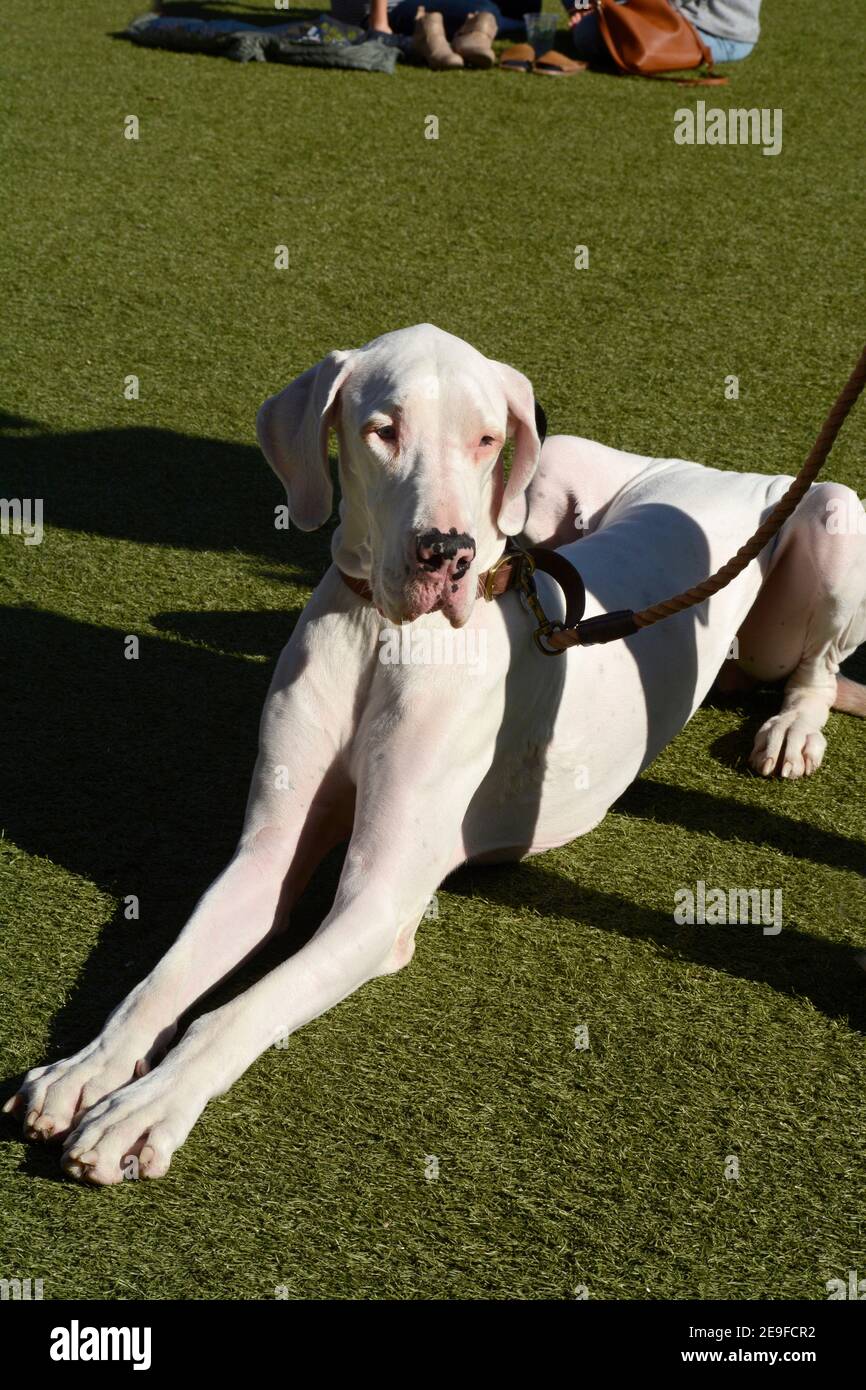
[256,350,354,531]
[494,361,542,536]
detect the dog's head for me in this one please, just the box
[256,324,542,627]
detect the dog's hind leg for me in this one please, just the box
[736,482,866,777]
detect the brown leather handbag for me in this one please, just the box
[594,0,728,83]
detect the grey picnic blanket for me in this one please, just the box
[123,12,400,73]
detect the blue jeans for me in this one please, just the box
[388,0,532,39]
[569,11,754,63]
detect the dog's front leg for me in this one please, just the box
[58,697,489,1184]
[5,618,358,1144]
[5,781,350,1145]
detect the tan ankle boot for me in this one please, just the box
[413,10,464,69]
[452,10,498,68]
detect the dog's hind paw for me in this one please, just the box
[749,710,827,779]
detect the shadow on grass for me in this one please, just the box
[0,413,330,582]
[0,607,297,1036]
[615,777,865,877]
[0,595,349,1181]
[151,608,301,657]
[446,855,866,1031]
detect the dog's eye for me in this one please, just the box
[480,435,496,448]
[374,425,397,442]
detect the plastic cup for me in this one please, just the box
[523,12,560,54]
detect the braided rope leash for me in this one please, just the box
[541,342,866,652]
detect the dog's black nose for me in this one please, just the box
[416,528,476,578]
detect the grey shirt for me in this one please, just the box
[675,0,762,43]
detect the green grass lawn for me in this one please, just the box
[1,0,864,1301]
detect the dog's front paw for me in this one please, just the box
[60,1067,204,1185]
[749,710,827,779]
[3,1023,177,1143]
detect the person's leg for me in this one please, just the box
[390,0,507,39]
[694,28,755,63]
[493,0,536,38]
[381,1,413,35]
[438,0,504,39]
[330,0,373,25]
[368,0,392,31]
[568,11,608,62]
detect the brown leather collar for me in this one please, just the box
[338,571,380,604]
[337,543,586,629]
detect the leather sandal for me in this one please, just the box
[500,42,535,72]
[452,11,498,68]
[533,49,587,75]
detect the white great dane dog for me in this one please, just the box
[6,324,866,1183]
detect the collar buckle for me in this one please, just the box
[481,547,535,603]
